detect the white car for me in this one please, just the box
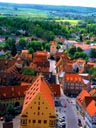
[57,118,66,128]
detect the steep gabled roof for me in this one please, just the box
[86,100,96,117]
[76,90,90,107]
[22,74,55,112]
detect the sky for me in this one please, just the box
[0,0,96,8]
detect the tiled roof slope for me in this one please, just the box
[86,100,96,117]
[0,85,27,99]
[76,90,90,107]
[22,74,54,112]
[64,73,83,82]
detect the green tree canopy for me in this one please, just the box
[89,67,96,81]
[68,46,76,55]
[28,47,34,54]
[5,38,16,49]
[90,48,96,58]
[18,37,27,49]
[27,40,42,51]
[23,68,36,76]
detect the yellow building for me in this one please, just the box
[20,75,56,128]
[0,85,28,107]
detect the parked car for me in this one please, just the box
[57,117,66,128]
[64,103,67,108]
[78,119,82,127]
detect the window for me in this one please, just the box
[38,120,41,123]
[38,102,40,105]
[38,112,40,115]
[49,120,55,126]
[29,120,31,123]
[21,119,27,125]
[38,107,40,110]
[33,120,36,123]
[44,120,47,124]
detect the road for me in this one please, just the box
[60,96,78,128]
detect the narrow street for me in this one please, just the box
[60,96,78,128]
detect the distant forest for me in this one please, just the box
[0,2,96,14]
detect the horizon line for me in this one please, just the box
[0,1,96,8]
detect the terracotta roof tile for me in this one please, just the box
[76,90,90,107]
[89,88,96,96]
[22,74,55,112]
[86,100,96,117]
[0,85,27,99]
[65,73,83,82]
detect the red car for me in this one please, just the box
[64,104,67,108]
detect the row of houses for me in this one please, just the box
[76,88,96,128]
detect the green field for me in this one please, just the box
[55,19,80,25]
[0,6,51,19]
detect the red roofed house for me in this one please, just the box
[76,89,96,128]
[0,85,28,115]
[76,90,90,116]
[85,99,96,128]
[20,74,56,128]
[62,73,91,96]
[74,43,96,56]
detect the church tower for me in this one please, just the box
[50,41,57,56]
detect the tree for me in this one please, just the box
[90,48,96,58]
[45,43,50,51]
[74,52,80,59]
[80,34,83,42]
[6,104,15,116]
[19,38,27,50]
[68,46,76,55]
[27,40,42,51]
[5,38,16,50]
[28,47,34,54]
[89,67,96,81]
[74,52,87,60]
[77,47,83,52]
[23,68,36,76]
[11,43,17,57]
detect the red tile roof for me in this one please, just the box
[89,88,96,96]
[65,73,83,82]
[74,43,96,51]
[34,51,48,57]
[22,74,55,112]
[76,90,90,107]
[86,100,96,117]
[87,62,96,67]
[0,85,28,99]
[50,84,61,97]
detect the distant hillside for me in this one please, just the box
[0,2,96,14]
